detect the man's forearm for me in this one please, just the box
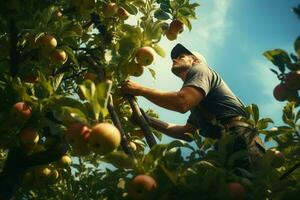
[139,87,186,113]
[147,117,193,141]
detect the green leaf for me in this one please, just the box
[50,74,64,91]
[178,7,192,17]
[251,104,259,123]
[257,118,274,130]
[296,109,300,122]
[158,163,178,184]
[102,151,136,169]
[122,3,138,15]
[79,80,96,101]
[61,31,81,38]
[154,9,170,20]
[96,81,112,118]
[263,49,291,72]
[147,67,156,80]
[152,44,166,57]
[180,17,192,31]
[167,140,194,151]
[227,150,248,168]
[294,36,300,57]
[56,106,88,124]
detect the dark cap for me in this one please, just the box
[171,43,194,59]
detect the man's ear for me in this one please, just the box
[192,57,200,64]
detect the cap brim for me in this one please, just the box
[171,43,194,59]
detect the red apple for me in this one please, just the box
[135,46,155,66]
[273,83,298,101]
[227,182,246,200]
[103,2,118,17]
[20,128,39,149]
[88,123,121,155]
[51,49,68,65]
[285,70,300,90]
[11,102,32,123]
[128,174,157,200]
[117,7,130,20]
[169,19,184,34]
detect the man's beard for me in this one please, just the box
[171,64,191,76]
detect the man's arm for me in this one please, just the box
[147,116,197,142]
[122,80,204,113]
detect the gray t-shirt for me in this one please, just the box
[183,63,247,137]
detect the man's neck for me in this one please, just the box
[179,70,188,81]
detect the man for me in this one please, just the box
[122,43,265,169]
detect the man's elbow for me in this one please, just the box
[177,104,190,114]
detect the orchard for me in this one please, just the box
[0,1,299,200]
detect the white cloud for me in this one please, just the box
[196,0,231,43]
[181,0,232,58]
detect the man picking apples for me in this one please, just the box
[122,43,265,170]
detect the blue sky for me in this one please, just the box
[131,0,300,145]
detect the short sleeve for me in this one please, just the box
[182,64,212,96]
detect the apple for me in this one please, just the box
[48,169,60,183]
[135,46,155,66]
[128,174,157,200]
[55,9,62,17]
[65,123,90,148]
[20,128,39,149]
[165,29,177,41]
[267,148,285,168]
[88,122,121,155]
[103,2,118,17]
[227,182,245,200]
[11,102,32,122]
[84,72,97,81]
[117,7,130,20]
[24,73,39,83]
[273,83,298,101]
[285,70,300,90]
[34,166,52,182]
[129,141,137,151]
[58,155,72,167]
[39,35,57,52]
[169,19,184,34]
[51,49,68,65]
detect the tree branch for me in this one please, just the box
[280,161,300,180]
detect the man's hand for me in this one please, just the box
[121,80,144,96]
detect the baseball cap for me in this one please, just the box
[171,43,207,64]
[171,43,193,59]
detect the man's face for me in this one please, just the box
[171,54,194,76]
